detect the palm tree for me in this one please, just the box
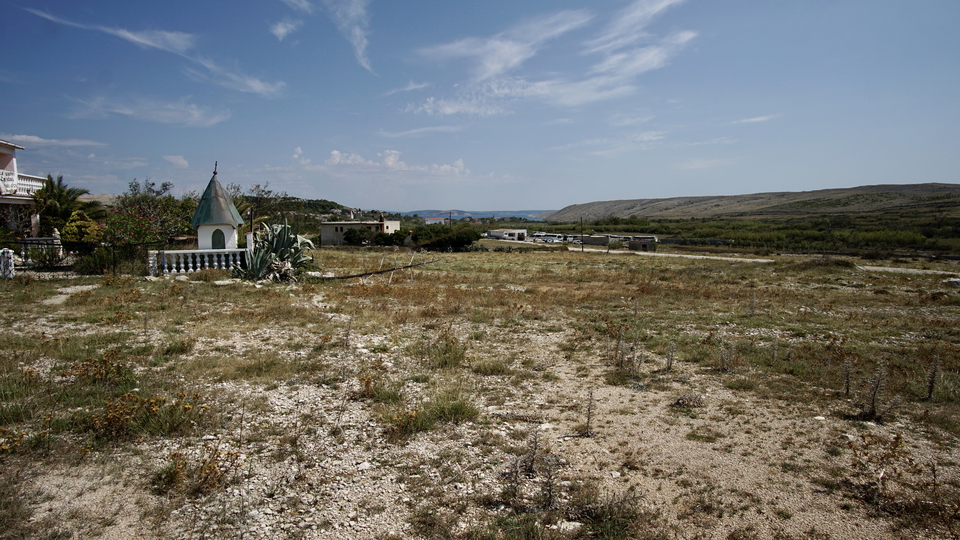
[33,175,105,236]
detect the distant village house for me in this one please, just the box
[319,215,400,246]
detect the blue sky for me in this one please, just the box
[3,0,959,211]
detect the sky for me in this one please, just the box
[2,0,959,212]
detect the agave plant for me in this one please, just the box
[234,220,315,282]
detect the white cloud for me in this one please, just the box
[271,19,303,41]
[322,0,373,72]
[0,134,107,147]
[378,126,462,138]
[408,95,506,117]
[281,0,314,14]
[411,1,694,115]
[25,9,284,98]
[71,97,232,127]
[419,10,592,82]
[185,57,286,97]
[25,9,196,54]
[590,30,696,77]
[384,81,430,96]
[324,150,376,167]
[163,155,189,169]
[734,115,776,124]
[583,0,686,54]
[292,147,312,165]
[324,150,468,175]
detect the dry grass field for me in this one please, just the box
[2,247,960,539]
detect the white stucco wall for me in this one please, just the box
[197,225,238,249]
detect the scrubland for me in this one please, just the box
[1,248,959,539]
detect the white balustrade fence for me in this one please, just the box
[148,249,247,276]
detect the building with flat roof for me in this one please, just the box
[486,229,527,241]
[319,215,400,246]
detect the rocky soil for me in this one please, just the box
[5,262,960,539]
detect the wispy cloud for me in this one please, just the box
[281,0,314,14]
[384,81,430,96]
[324,150,468,175]
[25,9,284,97]
[0,134,107,147]
[71,96,232,127]
[733,115,776,124]
[85,155,149,170]
[411,0,693,115]
[322,0,373,72]
[377,126,462,138]
[25,9,196,54]
[679,137,736,146]
[607,113,654,126]
[583,0,686,54]
[187,57,286,96]
[419,10,593,82]
[551,131,665,156]
[679,158,733,169]
[271,19,303,41]
[407,94,506,117]
[163,155,190,169]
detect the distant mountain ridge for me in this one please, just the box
[542,183,960,222]
[400,209,552,220]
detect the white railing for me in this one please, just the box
[16,174,45,195]
[148,249,247,276]
[0,172,45,196]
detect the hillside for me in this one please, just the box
[542,183,960,222]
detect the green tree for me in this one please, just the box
[61,210,102,243]
[113,179,196,242]
[343,227,375,246]
[412,225,482,251]
[33,175,105,236]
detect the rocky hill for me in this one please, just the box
[542,183,960,222]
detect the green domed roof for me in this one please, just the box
[190,168,244,229]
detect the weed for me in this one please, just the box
[410,325,469,369]
[854,362,901,422]
[384,387,478,440]
[925,357,941,401]
[85,391,206,440]
[671,394,705,408]
[568,482,666,540]
[152,443,242,498]
[63,352,137,387]
[162,338,195,356]
[472,359,512,376]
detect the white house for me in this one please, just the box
[0,139,46,231]
[320,215,401,246]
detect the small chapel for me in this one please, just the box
[191,163,244,250]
